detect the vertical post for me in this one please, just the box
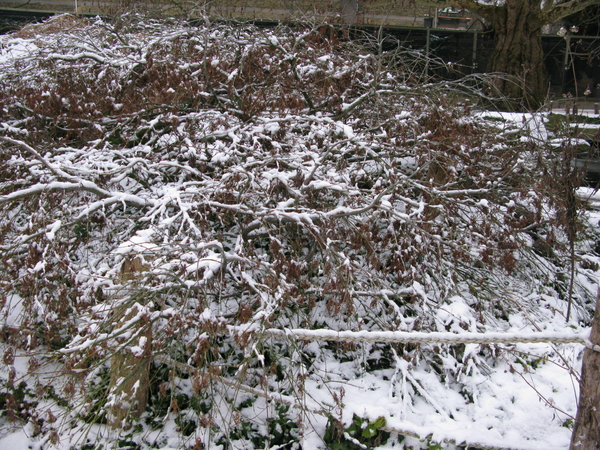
[471,30,478,73]
[595,103,599,115]
[562,36,571,96]
[425,28,431,77]
[569,288,600,450]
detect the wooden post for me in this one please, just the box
[595,103,599,115]
[107,256,153,430]
[570,288,600,450]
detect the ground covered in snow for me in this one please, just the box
[1,13,600,450]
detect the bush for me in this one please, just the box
[0,13,596,450]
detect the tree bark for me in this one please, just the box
[486,0,546,110]
[570,289,600,450]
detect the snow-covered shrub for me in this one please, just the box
[0,13,598,450]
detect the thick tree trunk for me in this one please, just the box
[487,0,546,110]
[570,289,600,450]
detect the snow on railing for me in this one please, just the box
[228,325,598,350]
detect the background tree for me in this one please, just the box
[570,290,600,450]
[412,0,600,109]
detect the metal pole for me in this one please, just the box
[562,36,570,95]
[471,30,478,73]
[426,28,431,76]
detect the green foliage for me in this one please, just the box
[116,428,142,450]
[77,444,105,450]
[0,379,38,423]
[425,442,444,450]
[73,221,89,240]
[265,404,301,448]
[563,418,575,429]
[215,403,300,449]
[324,415,392,449]
[81,366,111,424]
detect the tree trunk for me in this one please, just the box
[487,0,546,110]
[570,289,600,450]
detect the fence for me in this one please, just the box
[1,0,598,97]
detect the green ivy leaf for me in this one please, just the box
[372,416,386,429]
[361,424,377,438]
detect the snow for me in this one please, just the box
[1,294,24,328]
[476,111,549,142]
[0,424,39,449]
[252,326,590,347]
[45,219,62,241]
[336,122,355,139]
[185,251,223,281]
[0,39,37,65]
[115,229,158,255]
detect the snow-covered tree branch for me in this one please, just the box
[0,13,598,450]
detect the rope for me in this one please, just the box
[228,326,600,351]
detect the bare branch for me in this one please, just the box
[542,0,600,23]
